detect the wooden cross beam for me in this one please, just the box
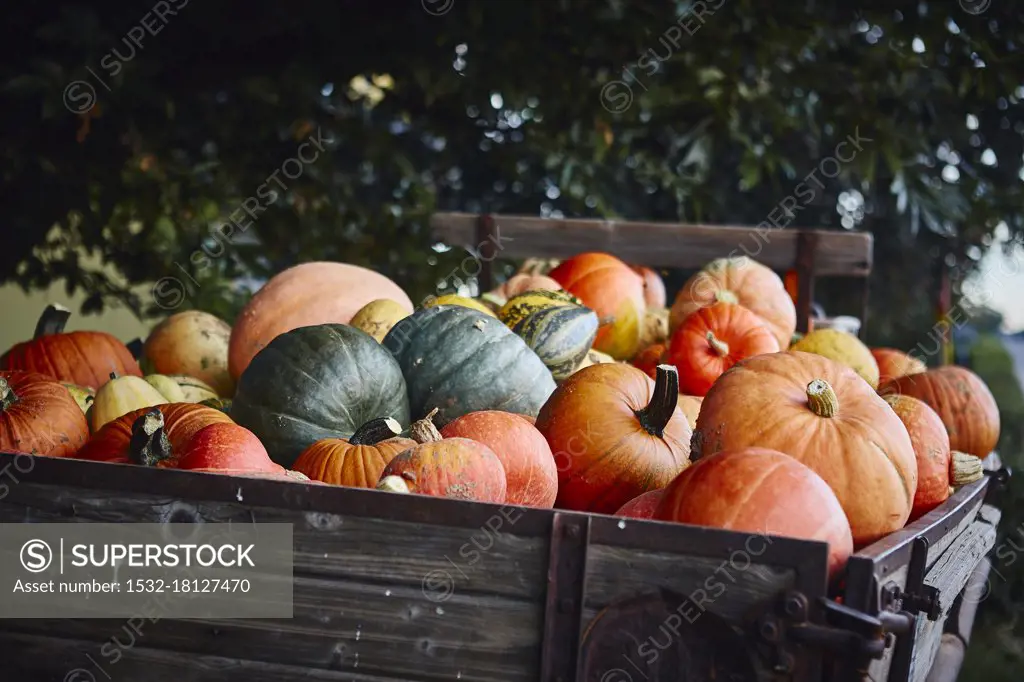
[430,212,874,338]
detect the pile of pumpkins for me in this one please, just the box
[0,253,1001,579]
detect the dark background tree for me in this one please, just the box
[3,1,1024,676]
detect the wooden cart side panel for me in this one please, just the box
[430,212,874,275]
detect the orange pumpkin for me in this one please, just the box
[631,343,667,379]
[75,403,232,464]
[677,395,703,430]
[485,273,562,305]
[536,363,691,514]
[880,366,1000,459]
[631,265,667,309]
[377,410,506,502]
[693,351,917,545]
[176,422,283,474]
[667,302,780,396]
[549,253,646,360]
[669,257,796,350]
[293,418,415,488]
[872,348,927,386]
[441,410,557,508]
[0,371,89,457]
[229,262,413,379]
[2,305,141,389]
[655,448,854,578]
[883,395,951,522]
[615,489,665,519]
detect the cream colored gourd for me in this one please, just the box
[144,374,187,402]
[88,373,168,431]
[349,299,411,342]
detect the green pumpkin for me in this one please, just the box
[513,305,599,381]
[383,305,556,427]
[231,324,410,467]
[498,289,582,330]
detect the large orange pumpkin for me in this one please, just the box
[143,311,235,397]
[549,253,646,360]
[293,418,415,488]
[615,489,665,519]
[2,305,141,389]
[377,410,507,502]
[75,403,232,464]
[0,371,89,457]
[880,366,999,459]
[692,351,917,545]
[667,302,780,396]
[441,410,557,507]
[872,348,927,386]
[883,395,951,522]
[669,257,796,350]
[655,448,854,578]
[536,363,691,514]
[229,262,413,379]
[631,266,667,309]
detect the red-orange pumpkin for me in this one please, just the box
[693,351,917,545]
[75,403,232,464]
[0,371,89,457]
[631,266,667,309]
[293,418,415,488]
[655,448,854,578]
[229,262,413,379]
[669,257,796,350]
[880,366,1000,459]
[632,343,667,379]
[883,394,951,522]
[536,363,691,514]
[872,348,927,386]
[667,302,780,396]
[176,422,283,473]
[615,489,665,519]
[549,253,647,360]
[377,410,506,502]
[2,305,141,389]
[441,410,557,507]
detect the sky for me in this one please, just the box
[965,223,1024,333]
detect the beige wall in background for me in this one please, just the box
[0,283,152,352]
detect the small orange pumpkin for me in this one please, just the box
[0,371,89,457]
[631,265,667,309]
[293,418,415,488]
[536,363,691,514]
[632,343,668,379]
[872,348,927,386]
[377,410,507,502]
[667,302,780,396]
[883,394,950,522]
[655,448,854,578]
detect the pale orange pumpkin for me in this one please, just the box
[536,363,691,514]
[655,448,854,578]
[883,394,951,522]
[293,418,415,488]
[615,489,665,519]
[880,366,1000,459]
[872,348,927,386]
[631,266,667,309]
[669,257,796,350]
[692,351,917,545]
[549,253,647,360]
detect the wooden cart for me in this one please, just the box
[0,214,1008,681]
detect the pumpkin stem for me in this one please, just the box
[636,364,679,437]
[706,331,730,357]
[806,379,838,418]
[125,338,144,359]
[409,408,443,444]
[0,377,17,412]
[377,474,411,494]
[128,409,173,467]
[951,451,984,487]
[714,290,739,305]
[33,303,71,338]
[350,417,403,445]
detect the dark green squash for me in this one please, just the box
[383,305,556,427]
[231,324,410,467]
[513,305,599,381]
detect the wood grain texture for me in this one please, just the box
[431,212,874,275]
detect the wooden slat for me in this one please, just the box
[431,212,873,275]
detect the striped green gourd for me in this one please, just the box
[498,289,583,330]
[513,305,599,381]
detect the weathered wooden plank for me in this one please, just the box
[430,212,874,275]
[581,543,795,624]
[863,563,909,682]
[0,481,548,601]
[0,575,541,682]
[0,631,413,682]
[924,494,987,570]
